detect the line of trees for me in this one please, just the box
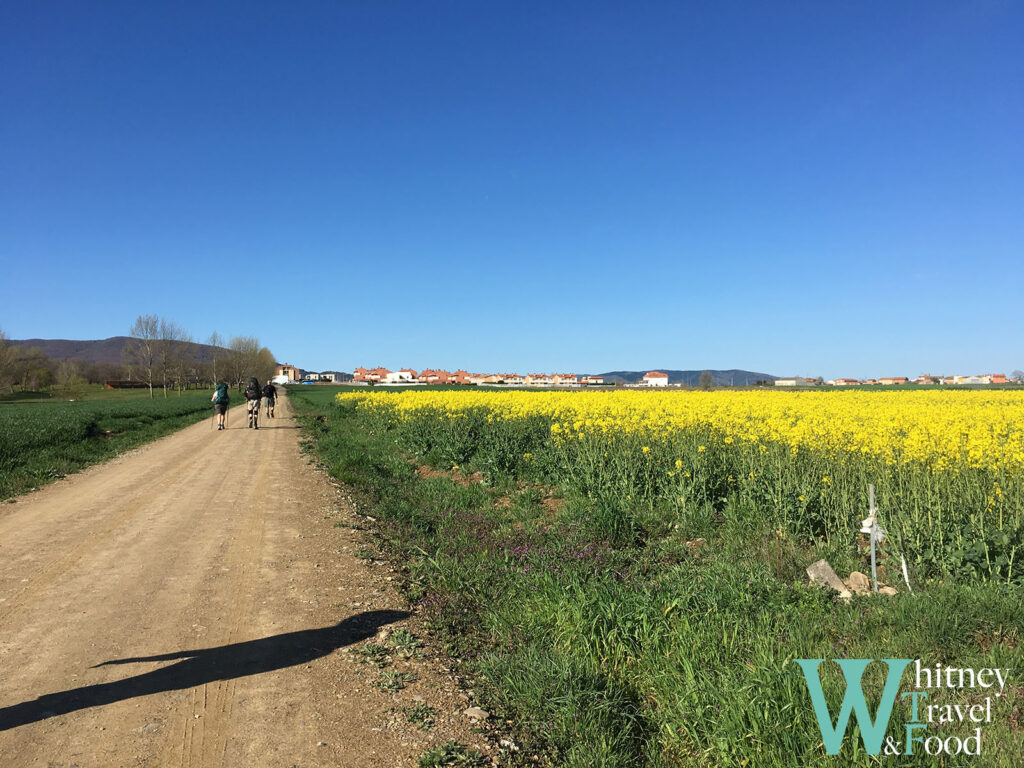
[0,329,85,393]
[121,315,277,398]
[0,321,278,397]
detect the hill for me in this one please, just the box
[9,336,231,366]
[596,369,777,386]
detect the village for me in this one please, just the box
[271,365,1016,388]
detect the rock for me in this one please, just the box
[846,571,870,594]
[464,706,490,720]
[807,559,852,602]
[878,586,898,596]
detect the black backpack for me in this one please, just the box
[262,384,275,399]
[245,378,261,399]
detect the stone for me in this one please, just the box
[846,571,871,594]
[878,586,898,596]
[806,559,852,602]
[464,706,490,720]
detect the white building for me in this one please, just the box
[642,371,669,387]
[775,377,812,387]
[384,369,418,384]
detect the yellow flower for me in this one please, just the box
[642,446,651,454]
[675,459,684,469]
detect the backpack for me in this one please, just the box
[262,384,275,399]
[245,378,261,400]
[214,383,230,405]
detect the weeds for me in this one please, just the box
[374,669,417,693]
[404,702,436,730]
[418,741,486,767]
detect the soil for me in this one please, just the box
[0,394,495,767]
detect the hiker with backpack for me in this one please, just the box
[211,381,230,430]
[244,377,262,429]
[263,381,277,419]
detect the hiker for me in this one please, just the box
[244,377,262,429]
[263,381,277,419]
[211,381,230,430]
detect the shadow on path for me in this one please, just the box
[0,609,408,732]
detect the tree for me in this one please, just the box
[1012,370,1024,384]
[123,315,161,398]
[0,328,15,393]
[699,370,714,390]
[56,359,87,397]
[207,331,224,385]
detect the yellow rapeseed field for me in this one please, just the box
[336,388,1024,580]
[337,389,1024,473]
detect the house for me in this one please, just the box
[354,367,391,383]
[552,374,579,387]
[383,369,418,384]
[642,371,669,387]
[954,374,1006,385]
[525,374,553,387]
[321,371,353,383]
[275,364,301,381]
[581,376,604,386]
[878,377,909,385]
[303,372,321,382]
[417,369,451,384]
[505,374,525,386]
[833,378,860,386]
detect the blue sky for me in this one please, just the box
[1,1,1021,378]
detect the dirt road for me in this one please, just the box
[0,393,488,767]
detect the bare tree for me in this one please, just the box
[1012,370,1024,384]
[171,328,195,394]
[207,331,224,385]
[123,315,161,398]
[699,370,714,390]
[55,359,86,396]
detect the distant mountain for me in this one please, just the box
[595,369,777,386]
[9,337,231,366]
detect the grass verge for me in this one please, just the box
[0,391,224,499]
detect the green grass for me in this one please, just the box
[418,741,487,767]
[289,389,1024,768]
[404,702,437,730]
[0,390,222,499]
[374,669,418,693]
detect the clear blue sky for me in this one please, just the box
[2,2,1021,379]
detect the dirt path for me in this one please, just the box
[0,393,492,767]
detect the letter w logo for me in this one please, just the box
[795,658,911,755]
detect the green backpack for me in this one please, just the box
[214,383,230,405]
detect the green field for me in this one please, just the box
[0,388,222,499]
[288,387,1024,768]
